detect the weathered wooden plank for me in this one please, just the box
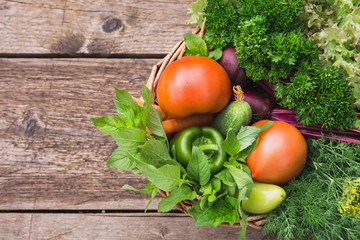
[0,0,194,55]
[0,213,273,240]
[0,58,163,210]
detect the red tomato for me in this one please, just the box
[246,120,307,185]
[156,56,232,118]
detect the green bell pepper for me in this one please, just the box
[170,126,226,174]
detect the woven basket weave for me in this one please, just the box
[145,24,267,230]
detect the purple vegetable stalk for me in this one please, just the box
[271,108,360,144]
[254,79,275,98]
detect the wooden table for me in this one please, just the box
[0,1,269,239]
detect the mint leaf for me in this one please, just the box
[158,185,197,212]
[232,138,259,163]
[200,195,210,210]
[114,87,142,128]
[225,196,240,216]
[112,127,146,148]
[236,126,261,152]
[141,83,154,105]
[145,187,158,213]
[187,146,211,186]
[137,164,181,192]
[211,178,222,192]
[139,139,184,171]
[90,116,123,136]
[222,129,240,156]
[122,183,154,194]
[196,198,239,227]
[140,84,155,127]
[208,193,217,203]
[107,128,146,170]
[106,147,136,170]
[113,101,136,128]
[188,200,205,220]
[227,165,253,198]
[208,48,222,61]
[114,87,139,109]
[146,105,166,138]
[231,122,272,162]
[140,139,172,164]
[215,168,235,186]
[184,33,208,57]
[123,183,158,212]
[200,183,213,195]
[255,120,273,131]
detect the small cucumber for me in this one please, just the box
[212,86,252,136]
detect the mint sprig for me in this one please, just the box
[184,33,222,61]
[91,85,272,240]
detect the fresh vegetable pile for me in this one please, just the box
[91,1,360,240]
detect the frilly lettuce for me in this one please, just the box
[301,0,360,109]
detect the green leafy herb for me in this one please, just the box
[187,146,211,186]
[203,0,239,50]
[186,0,208,26]
[138,139,183,170]
[188,200,205,220]
[276,66,358,130]
[137,164,181,192]
[158,185,197,212]
[223,122,272,162]
[226,165,253,198]
[263,137,360,240]
[235,25,319,84]
[90,116,124,136]
[106,147,136,170]
[196,197,240,227]
[183,33,222,61]
[123,183,158,212]
[222,129,240,156]
[184,32,208,57]
[200,0,358,130]
[215,168,235,186]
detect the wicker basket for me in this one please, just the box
[145,23,268,230]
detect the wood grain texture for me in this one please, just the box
[0,213,273,240]
[0,0,195,55]
[0,58,164,210]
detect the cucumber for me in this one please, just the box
[212,87,252,136]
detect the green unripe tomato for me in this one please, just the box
[242,181,286,214]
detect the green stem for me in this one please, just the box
[183,179,199,186]
[198,144,219,152]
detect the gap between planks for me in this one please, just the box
[0,53,167,59]
[0,211,189,218]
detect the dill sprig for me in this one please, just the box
[263,137,360,240]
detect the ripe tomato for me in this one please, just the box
[156,56,232,118]
[246,120,307,185]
